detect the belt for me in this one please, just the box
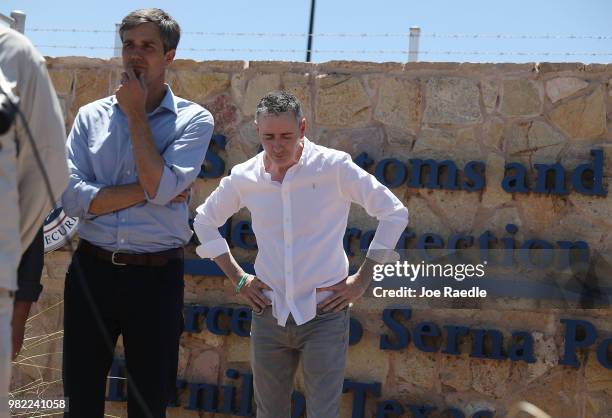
[79,240,183,267]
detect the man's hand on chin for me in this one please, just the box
[115,67,147,118]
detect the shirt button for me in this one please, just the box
[121,218,126,222]
[120,239,125,243]
[126,170,131,175]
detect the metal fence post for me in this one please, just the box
[10,10,26,34]
[408,26,421,62]
[114,23,122,57]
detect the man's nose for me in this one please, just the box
[271,140,283,152]
[125,47,145,60]
[128,51,144,60]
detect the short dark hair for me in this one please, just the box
[256,91,303,123]
[119,8,180,53]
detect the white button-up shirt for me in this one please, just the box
[194,138,408,326]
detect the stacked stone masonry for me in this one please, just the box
[12,58,612,418]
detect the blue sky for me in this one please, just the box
[3,0,612,63]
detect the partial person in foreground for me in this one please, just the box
[194,91,408,418]
[61,8,213,418]
[0,27,69,418]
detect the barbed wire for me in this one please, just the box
[33,44,612,56]
[26,28,612,40]
[29,28,115,33]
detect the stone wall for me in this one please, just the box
[11,58,612,417]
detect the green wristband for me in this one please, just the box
[235,273,250,294]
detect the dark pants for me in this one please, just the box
[16,227,44,302]
[62,244,184,418]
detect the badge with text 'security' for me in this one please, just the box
[43,206,78,253]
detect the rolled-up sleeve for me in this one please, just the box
[336,153,409,262]
[61,111,104,219]
[146,110,214,205]
[193,175,243,259]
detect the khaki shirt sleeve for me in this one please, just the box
[15,40,69,250]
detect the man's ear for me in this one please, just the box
[299,117,306,137]
[254,118,259,135]
[165,49,176,65]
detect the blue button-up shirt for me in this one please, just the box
[62,86,214,253]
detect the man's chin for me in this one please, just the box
[273,157,291,165]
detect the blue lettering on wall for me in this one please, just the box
[199,134,227,178]
[533,162,568,195]
[559,318,598,368]
[408,159,461,190]
[354,152,374,170]
[413,322,441,353]
[502,162,529,193]
[508,331,536,363]
[407,404,435,417]
[571,149,607,196]
[375,400,403,417]
[343,380,381,418]
[108,361,497,417]
[207,306,233,336]
[380,308,411,350]
[442,326,470,355]
[375,158,408,188]
[291,391,306,418]
[463,161,486,191]
[470,329,506,360]
[200,146,606,197]
[232,220,257,250]
[597,338,612,370]
[349,317,364,346]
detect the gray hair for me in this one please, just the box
[256,91,303,123]
[120,8,180,53]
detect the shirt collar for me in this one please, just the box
[299,136,312,165]
[111,84,178,115]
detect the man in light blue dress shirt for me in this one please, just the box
[61,8,213,418]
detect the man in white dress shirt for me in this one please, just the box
[194,91,408,418]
